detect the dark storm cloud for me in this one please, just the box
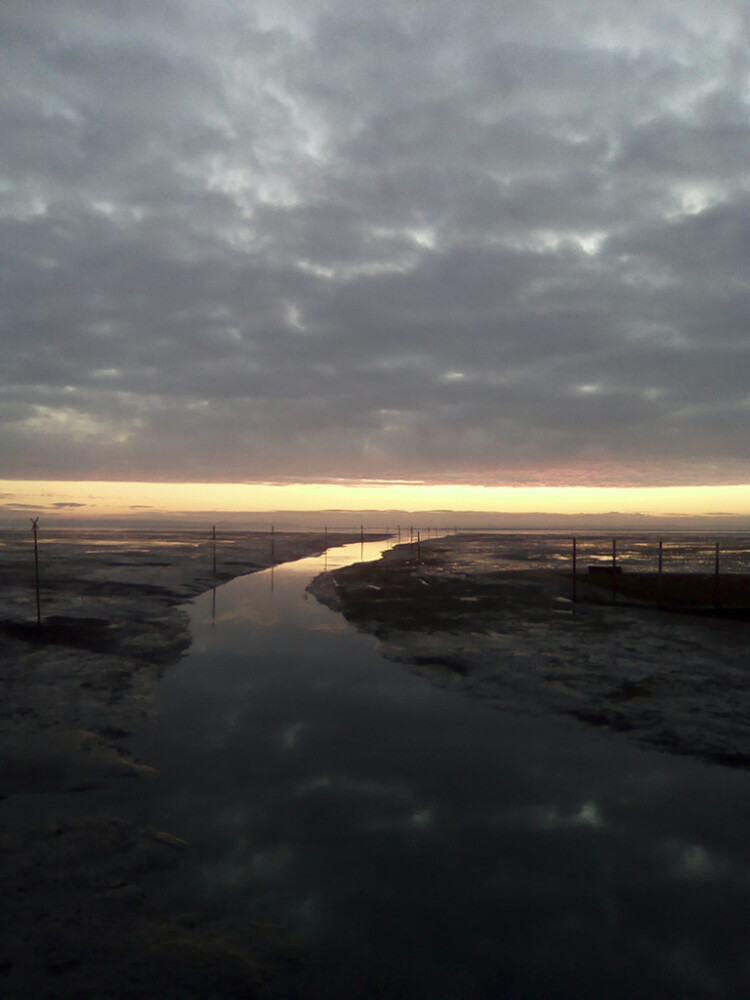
[2,0,749,485]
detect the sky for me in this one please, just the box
[2,1,750,516]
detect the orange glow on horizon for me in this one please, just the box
[1,479,749,519]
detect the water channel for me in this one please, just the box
[15,539,750,996]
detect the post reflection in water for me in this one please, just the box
[122,538,750,1000]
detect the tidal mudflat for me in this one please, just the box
[2,528,749,999]
[0,527,359,999]
[310,532,750,769]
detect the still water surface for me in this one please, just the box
[119,538,750,999]
[34,540,750,996]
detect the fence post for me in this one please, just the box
[612,538,617,605]
[572,537,577,603]
[212,524,217,577]
[417,530,421,563]
[714,541,720,609]
[657,539,663,610]
[31,517,41,626]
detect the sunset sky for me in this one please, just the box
[2,2,749,518]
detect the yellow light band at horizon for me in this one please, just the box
[2,480,749,517]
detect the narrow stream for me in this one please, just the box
[13,540,750,997]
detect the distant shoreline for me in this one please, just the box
[3,509,750,532]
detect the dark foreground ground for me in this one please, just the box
[310,534,750,771]
[0,528,360,1000]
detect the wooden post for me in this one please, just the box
[612,538,617,605]
[572,537,577,603]
[31,518,41,626]
[270,524,275,564]
[212,524,217,577]
[714,540,720,609]
[417,530,421,563]
[657,539,663,610]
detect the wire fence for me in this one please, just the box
[572,535,750,574]
[570,535,750,610]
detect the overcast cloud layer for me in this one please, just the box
[2,0,749,487]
